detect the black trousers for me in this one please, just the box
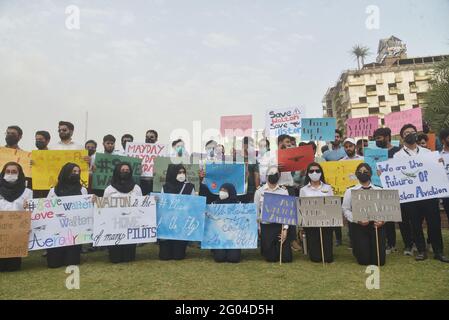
[212,249,241,263]
[385,222,397,248]
[349,222,386,266]
[108,244,137,263]
[442,198,449,223]
[332,227,342,242]
[47,245,81,268]
[140,178,153,195]
[0,257,21,272]
[159,240,188,260]
[304,227,334,263]
[260,223,295,263]
[401,199,444,254]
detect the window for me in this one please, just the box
[378,95,385,102]
[391,106,401,112]
[388,83,397,89]
[417,93,426,99]
[409,81,416,88]
[381,118,385,126]
[366,85,376,93]
[398,94,405,101]
[359,97,367,103]
[369,107,380,114]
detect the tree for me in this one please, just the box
[351,45,371,70]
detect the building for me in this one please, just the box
[323,36,448,134]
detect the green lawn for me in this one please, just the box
[2,231,449,300]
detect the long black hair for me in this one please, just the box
[111,162,136,194]
[54,162,82,197]
[303,162,327,185]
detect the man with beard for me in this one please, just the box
[35,131,51,150]
[322,129,346,161]
[340,138,364,160]
[4,126,23,150]
[145,129,158,144]
[52,121,83,150]
[116,134,133,155]
[373,127,401,158]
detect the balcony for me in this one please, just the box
[376,79,384,84]
[415,74,431,81]
[410,86,418,93]
[379,101,387,107]
[399,100,406,105]
[389,88,399,95]
[348,79,365,86]
[367,91,377,96]
[350,102,368,109]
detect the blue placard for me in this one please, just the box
[364,148,388,187]
[204,163,246,195]
[261,193,298,225]
[154,193,206,241]
[201,203,258,249]
[368,140,400,149]
[301,118,336,141]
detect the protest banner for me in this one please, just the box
[204,163,246,195]
[442,152,449,181]
[93,195,157,247]
[298,196,343,227]
[384,108,423,135]
[377,152,449,203]
[201,203,258,249]
[301,118,336,141]
[0,147,32,177]
[152,157,200,193]
[265,107,302,137]
[92,153,142,190]
[278,144,315,172]
[220,115,252,137]
[351,189,402,222]
[261,193,298,225]
[0,211,31,258]
[368,140,400,149]
[364,148,388,186]
[31,150,89,190]
[125,143,167,177]
[28,195,94,251]
[346,116,379,138]
[154,193,206,241]
[321,160,363,197]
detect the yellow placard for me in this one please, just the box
[0,147,32,177]
[31,150,89,190]
[321,160,363,197]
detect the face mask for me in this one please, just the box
[3,174,18,183]
[119,172,131,180]
[356,172,371,183]
[268,173,280,184]
[404,133,417,145]
[176,173,186,182]
[375,140,387,148]
[219,191,229,200]
[5,135,19,146]
[176,146,184,156]
[35,141,47,150]
[69,174,80,184]
[308,172,322,182]
[87,149,95,156]
[145,138,155,144]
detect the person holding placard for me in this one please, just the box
[4,126,23,150]
[104,162,143,263]
[0,162,32,272]
[268,135,295,194]
[300,162,335,263]
[257,138,271,185]
[159,164,196,260]
[440,128,449,223]
[340,138,364,161]
[322,130,346,161]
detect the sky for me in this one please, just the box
[1,0,449,152]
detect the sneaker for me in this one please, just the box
[434,253,449,263]
[415,252,428,261]
[404,247,413,256]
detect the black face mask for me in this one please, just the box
[69,174,80,184]
[145,138,156,144]
[119,172,132,180]
[5,135,19,146]
[404,133,417,145]
[268,173,280,184]
[87,149,95,156]
[35,141,47,150]
[356,172,371,183]
[122,141,131,150]
[375,140,388,148]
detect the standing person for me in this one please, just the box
[159,164,196,260]
[45,163,87,268]
[145,130,158,144]
[138,130,158,195]
[85,140,98,188]
[268,134,295,195]
[210,183,242,263]
[342,163,386,266]
[170,139,190,163]
[356,139,368,156]
[240,137,260,203]
[439,128,449,223]
[0,162,32,272]
[51,121,83,150]
[394,124,449,262]
[300,162,335,263]
[322,130,346,161]
[103,162,142,263]
[254,166,295,263]
[257,138,271,185]
[4,126,23,149]
[102,134,118,155]
[117,134,133,155]
[417,133,429,149]
[340,138,364,160]
[35,131,51,150]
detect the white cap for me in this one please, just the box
[343,138,356,145]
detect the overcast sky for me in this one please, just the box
[1,0,449,151]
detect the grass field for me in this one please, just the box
[2,231,449,300]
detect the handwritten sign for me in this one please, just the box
[0,147,32,177]
[346,116,379,138]
[93,196,157,247]
[298,196,343,227]
[125,143,167,177]
[321,160,363,197]
[0,211,31,258]
[92,153,142,190]
[351,189,402,222]
[364,148,388,186]
[265,107,302,137]
[28,195,94,251]
[261,193,298,225]
[204,163,246,195]
[377,152,449,203]
[31,150,89,190]
[441,153,449,181]
[278,144,315,172]
[220,115,252,137]
[384,108,423,135]
[301,118,336,141]
[201,203,258,249]
[155,193,206,241]
[153,157,200,193]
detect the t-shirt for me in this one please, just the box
[323,146,346,161]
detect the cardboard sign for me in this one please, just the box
[261,193,298,225]
[298,196,343,227]
[203,163,246,195]
[321,160,363,197]
[278,144,315,172]
[301,118,336,141]
[364,148,388,187]
[384,108,423,135]
[92,153,142,190]
[0,211,31,258]
[152,157,200,193]
[125,143,167,177]
[346,116,379,138]
[220,115,252,137]
[0,147,32,178]
[351,189,402,222]
[265,107,302,137]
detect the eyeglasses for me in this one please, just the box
[308,169,321,174]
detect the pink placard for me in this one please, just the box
[220,115,253,137]
[346,116,379,138]
[384,108,423,135]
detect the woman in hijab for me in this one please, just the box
[0,162,32,272]
[104,162,142,263]
[46,162,88,268]
[159,164,195,260]
[210,183,242,263]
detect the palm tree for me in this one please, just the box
[351,45,371,70]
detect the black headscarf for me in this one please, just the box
[0,162,26,202]
[111,162,136,194]
[214,183,238,204]
[54,162,83,197]
[163,164,194,195]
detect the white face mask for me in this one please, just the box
[176,173,186,182]
[219,191,229,200]
[3,174,18,183]
[308,172,322,182]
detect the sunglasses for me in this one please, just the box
[308,169,321,174]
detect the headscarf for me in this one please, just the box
[0,162,26,202]
[111,162,136,194]
[54,162,83,197]
[163,164,194,194]
[214,183,238,204]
